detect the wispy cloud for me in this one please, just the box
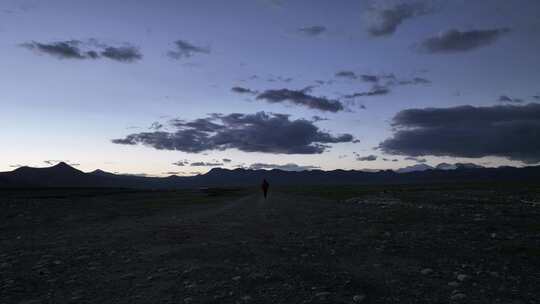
[419,28,511,53]
[20,40,142,62]
[298,25,327,36]
[255,88,345,112]
[365,2,428,37]
[167,39,210,59]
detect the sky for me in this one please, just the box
[1,0,540,176]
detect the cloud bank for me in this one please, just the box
[379,103,540,163]
[113,112,354,154]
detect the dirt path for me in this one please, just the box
[1,189,539,303]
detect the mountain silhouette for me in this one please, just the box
[396,164,434,173]
[1,162,539,189]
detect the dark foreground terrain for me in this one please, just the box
[1,184,539,303]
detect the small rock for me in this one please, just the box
[489,271,499,277]
[450,293,466,301]
[232,276,242,281]
[241,295,252,301]
[420,268,433,275]
[456,274,469,282]
[315,291,331,297]
[353,294,366,302]
[120,273,135,280]
[18,300,41,304]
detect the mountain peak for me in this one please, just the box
[53,161,71,168]
[49,162,82,174]
[89,169,117,177]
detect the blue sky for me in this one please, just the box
[2,0,540,175]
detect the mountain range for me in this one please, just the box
[1,162,539,189]
[396,162,485,173]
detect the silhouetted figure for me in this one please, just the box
[261,179,269,199]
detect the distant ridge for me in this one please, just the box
[396,164,434,173]
[1,162,539,189]
[89,169,117,177]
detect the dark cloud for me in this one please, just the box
[20,40,86,59]
[379,103,540,163]
[168,40,210,59]
[398,77,431,86]
[43,160,63,165]
[256,89,344,112]
[249,163,320,171]
[498,95,524,103]
[163,171,182,175]
[298,25,327,36]
[355,154,377,161]
[100,46,142,62]
[335,70,357,79]
[420,28,511,53]
[149,122,163,130]
[267,76,294,83]
[311,115,328,122]
[361,74,380,83]
[113,112,355,154]
[335,71,430,88]
[366,2,427,37]
[190,162,223,167]
[344,86,390,98]
[43,160,80,166]
[173,160,189,166]
[231,86,258,95]
[20,40,142,62]
[534,96,540,100]
[277,76,293,82]
[86,50,99,59]
[405,156,427,163]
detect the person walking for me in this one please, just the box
[261,179,269,199]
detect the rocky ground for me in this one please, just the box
[1,185,539,303]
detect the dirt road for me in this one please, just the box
[1,188,539,303]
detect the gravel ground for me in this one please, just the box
[1,186,539,303]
